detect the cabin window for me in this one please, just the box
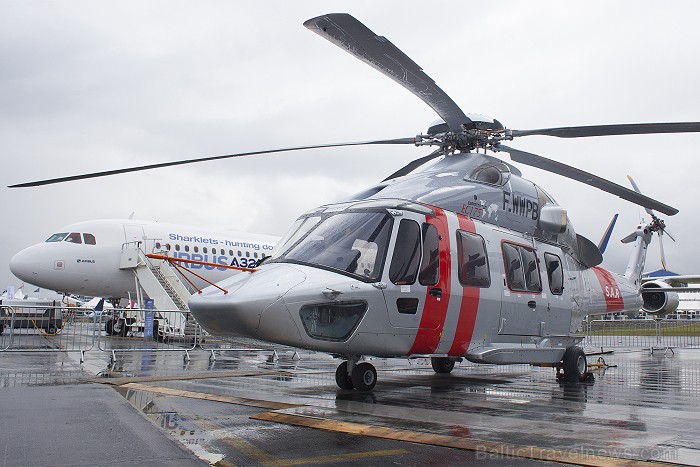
[246,251,250,258]
[502,243,541,292]
[175,244,180,251]
[545,253,564,295]
[419,223,440,286]
[456,230,490,287]
[389,219,421,285]
[83,233,96,245]
[184,245,189,252]
[194,246,198,253]
[238,250,242,257]
[254,252,258,258]
[155,242,161,249]
[46,233,68,242]
[64,232,82,244]
[203,247,208,254]
[229,249,234,256]
[165,244,171,251]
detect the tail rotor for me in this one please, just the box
[627,176,676,270]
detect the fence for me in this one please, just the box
[0,304,202,362]
[583,318,700,350]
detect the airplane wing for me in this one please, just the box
[642,275,700,292]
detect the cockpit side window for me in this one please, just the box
[83,233,96,245]
[545,253,564,295]
[46,233,68,243]
[389,219,421,285]
[418,223,440,286]
[64,232,82,244]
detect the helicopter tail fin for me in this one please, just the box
[598,213,619,254]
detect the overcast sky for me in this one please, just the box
[2,1,700,294]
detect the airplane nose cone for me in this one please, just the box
[188,264,307,337]
[9,246,41,284]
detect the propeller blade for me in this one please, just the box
[304,14,471,132]
[382,149,443,181]
[659,232,667,271]
[497,145,679,216]
[664,229,676,243]
[511,122,700,139]
[626,175,655,217]
[8,138,416,188]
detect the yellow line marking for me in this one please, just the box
[222,436,406,467]
[88,369,286,386]
[122,382,298,410]
[252,412,667,467]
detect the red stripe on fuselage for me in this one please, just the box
[409,208,451,355]
[592,266,624,311]
[448,215,480,356]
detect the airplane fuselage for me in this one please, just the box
[10,219,279,298]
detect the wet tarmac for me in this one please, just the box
[1,339,699,466]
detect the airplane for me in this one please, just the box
[9,14,700,390]
[9,218,279,302]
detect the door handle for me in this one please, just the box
[429,288,443,298]
[527,300,536,309]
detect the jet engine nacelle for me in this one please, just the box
[641,280,679,315]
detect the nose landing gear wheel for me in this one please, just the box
[335,361,354,390]
[351,362,377,391]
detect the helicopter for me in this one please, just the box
[10,13,700,390]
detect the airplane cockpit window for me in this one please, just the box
[83,233,96,245]
[419,223,440,286]
[545,253,564,295]
[46,233,68,242]
[277,211,393,282]
[456,230,490,287]
[64,232,82,244]
[389,219,421,285]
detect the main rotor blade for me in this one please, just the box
[497,145,679,216]
[304,13,471,132]
[382,149,443,181]
[511,122,700,138]
[8,138,416,188]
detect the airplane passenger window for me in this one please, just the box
[83,233,96,245]
[64,232,82,244]
[419,223,440,286]
[545,253,564,295]
[254,252,258,258]
[185,245,189,252]
[245,251,250,258]
[229,250,234,256]
[521,247,542,292]
[194,246,199,253]
[456,230,490,287]
[203,247,208,254]
[46,233,68,242]
[175,244,180,251]
[238,250,242,257]
[389,219,421,285]
[155,242,161,249]
[502,243,525,291]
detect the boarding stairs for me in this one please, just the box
[119,242,197,337]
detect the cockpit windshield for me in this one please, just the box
[46,233,68,242]
[273,211,393,281]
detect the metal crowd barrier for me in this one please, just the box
[0,304,97,360]
[584,318,700,350]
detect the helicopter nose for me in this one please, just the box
[9,245,43,285]
[188,264,307,338]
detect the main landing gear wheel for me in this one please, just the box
[562,346,588,382]
[335,361,354,390]
[431,357,456,374]
[351,362,377,391]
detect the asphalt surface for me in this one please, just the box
[1,333,699,466]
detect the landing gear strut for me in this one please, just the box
[335,359,377,391]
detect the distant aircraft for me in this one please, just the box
[9,218,279,299]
